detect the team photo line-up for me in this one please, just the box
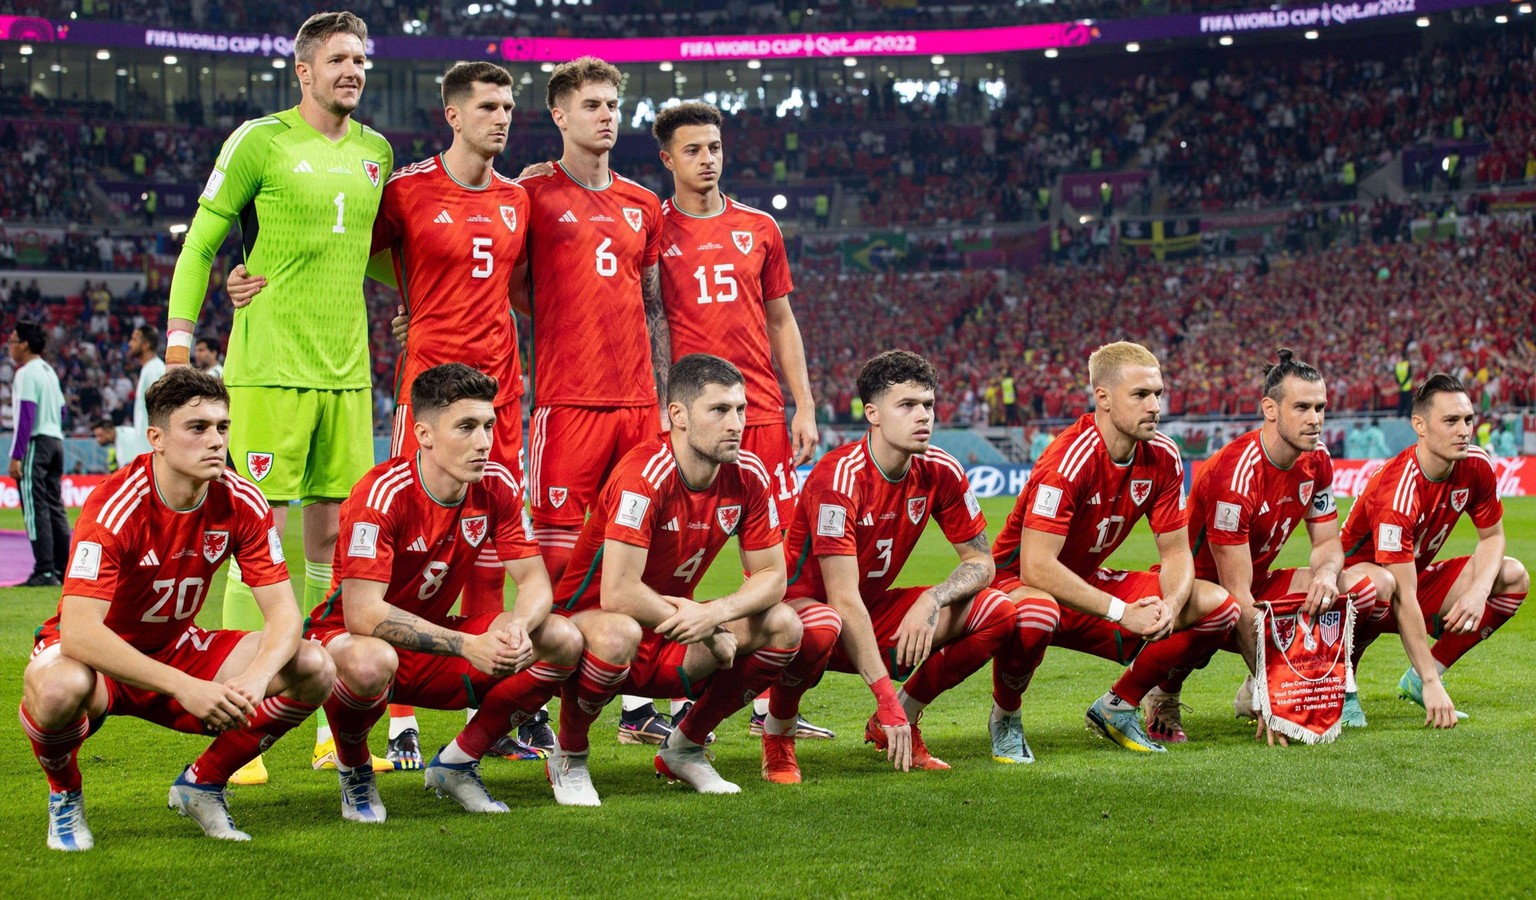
[15,11,1526,853]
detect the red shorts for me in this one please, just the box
[618,632,700,700]
[827,586,932,680]
[742,421,798,529]
[34,626,248,733]
[1374,556,1471,636]
[393,400,525,493]
[308,612,505,710]
[527,405,654,528]
[1049,569,1164,665]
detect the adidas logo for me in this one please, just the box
[1259,502,1271,515]
[559,210,578,223]
[139,549,160,566]
[408,536,428,552]
[859,513,874,526]
[1087,493,1101,505]
[434,210,453,224]
[292,160,313,173]
[663,244,683,258]
[662,517,679,532]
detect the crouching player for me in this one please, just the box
[763,350,1016,781]
[305,364,582,819]
[988,342,1239,756]
[545,354,801,804]
[1342,374,1528,726]
[1146,350,1393,739]
[21,369,334,850]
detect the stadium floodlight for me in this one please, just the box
[772,194,788,210]
[1304,30,1319,39]
[1044,48,1059,58]
[541,62,555,72]
[1126,42,1140,52]
[1218,35,1233,46]
[272,58,286,68]
[844,57,857,67]
[115,68,127,76]
[747,59,761,69]
[96,49,111,60]
[659,61,674,72]
[164,55,177,65]
[931,55,944,65]
[1416,16,1430,26]
[1520,4,1532,13]
[938,69,950,77]
[1494,14,1509,22]
[19,44,33,55]
[169,224,189,235]
[467,3,481,13]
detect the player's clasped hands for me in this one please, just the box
[656,597,719,645]
[500,622,535,673]
[1122,596,1173,641]
[893,592,940,670]
[179,677,256,733]
[465,628,524,677]
[226,264,266,308]
[702,627,737,669]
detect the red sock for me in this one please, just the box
[20,706,89,793]
[768,604,842,722]
[991,593,1059,712]
[679,644,798,745]
[388,704,416,719]
[557,651,629,753]
[325,678,389,769]
[190,696,318,784]
[455,661,574,759]
[535,527,580,584]
[1431,590,1526,669]
[1158,629,1240,694]
[460,549,506,617]
[904,589,1014,706]
[1114,595,1239,705]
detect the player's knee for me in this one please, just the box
[538,615,585,666]
[1500,557,1530,596]
[337,640,398,696]
[763,602,803,647]
[288,642,337,703]
[795,601,843,641]
[582,613,642,662]
[23,657,95,722]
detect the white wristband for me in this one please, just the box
[1106,598,1126,623]
[167,329,194,351]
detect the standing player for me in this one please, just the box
[1147,350,1392,741]
[121,325,167,461]
[647,100,829,740]
[762,351,1018,782]
[305,365,582,819]
[544,355,801,803]
[166,11,391,783]
[19,369,334,850]
[1342,374,1527,727]
[987,342,1239,758]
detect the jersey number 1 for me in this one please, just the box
[333,193,346,233]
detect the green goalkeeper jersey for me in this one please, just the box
[168,107,392,390]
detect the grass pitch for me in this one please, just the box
[0,498,1531,898]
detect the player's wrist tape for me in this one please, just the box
[1105,598,1126,623]
[871,676,907,727]
[166,329,193,365]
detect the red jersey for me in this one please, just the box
[1342,445,1502,572]
[311,455,538,630]
[44,456,287,652]
[555,441,780,611]
[785,436,985,602]
[658,196,794,426]
[517,163,663,408]
[1189,429,1338,581]
[373,156,530,408]
[993,414,1187,581]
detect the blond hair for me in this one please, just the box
[545,56,622,110]
[1088,341,1160,388]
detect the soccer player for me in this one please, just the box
[10,320,70,587]
[1341,373,1528,727]
[117,324,167,462]
[648,100,829,740]
[20,368,334,850]
[305,364,582,819]
[987,341,1240,757]
[762,350,1017,782]
[544,354,801,803]
[1148,350,1392,741]
[166,11,392,783]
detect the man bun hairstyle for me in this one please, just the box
[668,353,744,408]
[411,363,498,420]
[545,56,622,110]
[653,101,723,150]
[145,367,230,429]
[441,60,513,108]
[858,350,938,405]
[1262,347,1324,401]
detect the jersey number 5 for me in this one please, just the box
[472,237,493,279]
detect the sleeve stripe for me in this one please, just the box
[219,473,271,518]
[214,116,279,171]
[104,489,149,535]
[98,469,150,529]
[737,450,771,488]
[367,466,415,513]
[1392,460,1418,514]
[641,445,675,485]
[366,462,412,509]
[1231,442,1262,495]
[923,447,966,481]
[377,475,415,515]
[1059,427,1100,481]
[1151,433,1185,475]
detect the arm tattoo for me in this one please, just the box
[372,608,464,656]
[642,264,672,398]
[932,535,994,608]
